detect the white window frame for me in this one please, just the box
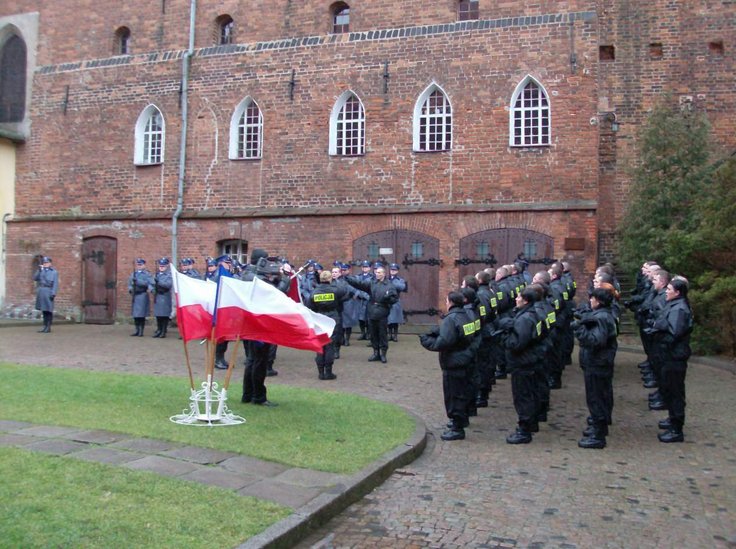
[509,75,551,147]
[329,90,365,156]
[229,96,263,160]
[134,104,165,165]
[413,83,452,152]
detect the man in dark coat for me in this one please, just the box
[128,258,153,336]
[33,256,58,333]
[420,291,476,441]
[307,270,350,380]
[152,257,173,338]
[345,264,398,363]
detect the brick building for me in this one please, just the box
[0,1,734,323]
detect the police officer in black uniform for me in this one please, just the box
[307,270,350,380]
[420,291,476,441]
[345,264,399,364]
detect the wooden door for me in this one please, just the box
[82,237,117,324]
[457,229,554,281]
[353,229,440,325]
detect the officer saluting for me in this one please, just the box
[152,257,173,338]
[33,256,58,333]
[128,258,153,336]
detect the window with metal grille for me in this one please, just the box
[368,243,379,259]
[134,105,165,165]
[510,78,550,147]
[523,239,537,259]
[411,242,424,258]
[332,3,350,34]
[331,93,365,156]
[229,97,263,160]
[414,86,452,152]
[215,15,234,45]
[476,241,489,257]
[458,0,479,21]
[220,240,247,265]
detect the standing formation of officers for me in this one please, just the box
[626,261,694,443]
[127,257,173,338]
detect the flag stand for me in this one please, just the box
[169,375,245,426]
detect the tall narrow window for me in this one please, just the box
[329,91,365,156]
[331,2,350,33]
[0,34,27,123]
[229,97,263,160]
[413,84,452,152]
[510,77,550,147]
[114,27,131,55]
[215,15,234,45]
[134,105,165,165]
[458,0,479,21]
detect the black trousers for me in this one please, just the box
[533,364,550,416]
[332,320,343,354]
[477,336,495,394]
[443,368,469,425]
[369,317,389,352]
[315,342,335,368]
[511,368,538,431]
[659,362,687,430]
[243,341,273,403]
[584,369,613,430]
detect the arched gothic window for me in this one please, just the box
[509,76,551,147]
[134,105,165,165]
[0,34,27,123]
[413,84,452,152]
[229,97,263,160]
[329,91,365,156]
[331,2,350,34]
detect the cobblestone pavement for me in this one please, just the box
[1,323,735,548]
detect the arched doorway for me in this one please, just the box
[457,228,554,281]
[353,230,440,325]
[82,237,117,324]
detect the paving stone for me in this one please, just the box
[0,433,39,447]
[160,445,238,464]
[70,447,145,465]
[180,467,261,490]
[220,455,289,477]
[108,437,182,454]
[273,467,349,488]
[123,455,202,477]
[25,439,89,455]
[0,420,34,432]
[14,425,83,438]
[59,429,128,445]
[238,478,322,509]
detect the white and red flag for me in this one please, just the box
[172,268,216,342]
[214,275,334,352]
[286,273,302,304]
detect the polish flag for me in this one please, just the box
[214,275,334,352]
[172,268,216,342]
[286,274,302,304]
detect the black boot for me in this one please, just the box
[138,319,145,337]
[658,428,684,443]
[506,427,532,444]
[379,349,387,364]
[152,318,162,338]
[441,421,466,441]
[323,365,337,380]
[343,328,351,346]
[334,348,340,359]
[578,425,607,449]
[131,319,141,336]
[160,321,168,339]
[368,350,381,362]
[658,417,673,430]
[357,322,367,340]
[317,366,326,380]
[476,389,489,408]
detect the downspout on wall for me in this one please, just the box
[171,0,196,264]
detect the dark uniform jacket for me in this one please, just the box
[419,306,476,370]
[307,282,350,322]
[152,268,173,317]
[501,303,540,371]
[573,306,618,374]
[344,276,399,320]
[650,296,693,366]
[128,269,153,317]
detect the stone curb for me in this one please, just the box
[238,410,428,549]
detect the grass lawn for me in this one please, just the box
[0,446,290,548]
[0,363,415,474]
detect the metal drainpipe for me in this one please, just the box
[171,0,196,265]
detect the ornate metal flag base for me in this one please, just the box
[170,376,245,426]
